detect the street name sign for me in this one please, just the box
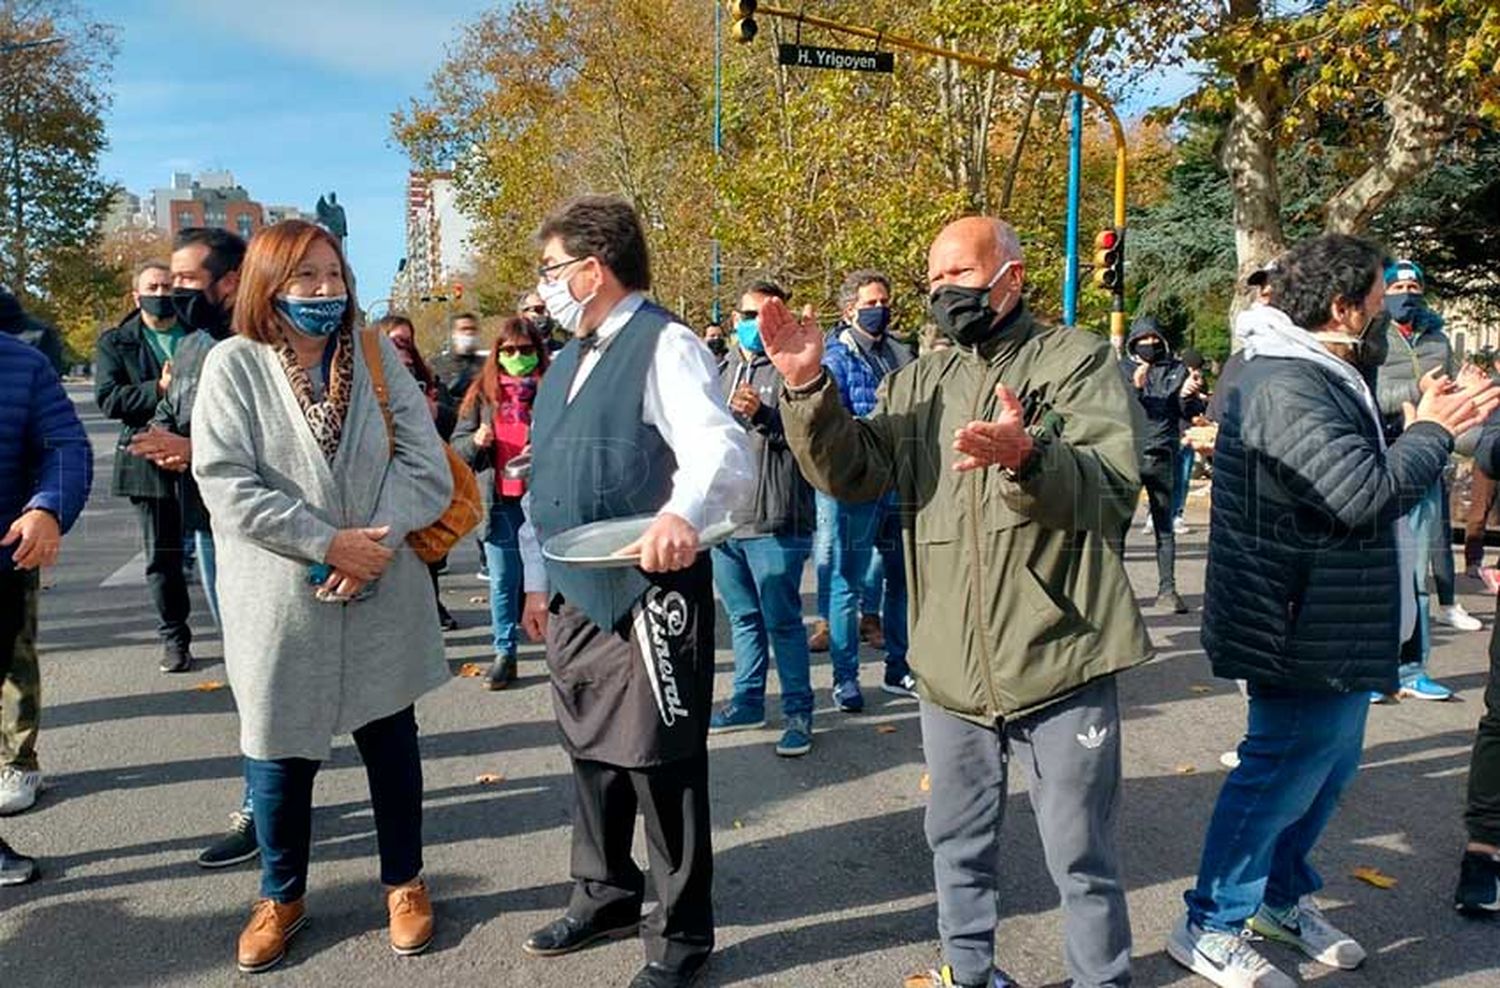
[777,43,894,74]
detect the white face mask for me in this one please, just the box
[537,267,597,336]
[452,333,478,356]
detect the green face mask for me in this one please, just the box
[499,351,539,376]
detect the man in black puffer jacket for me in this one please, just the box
[1121,315,1204,612]
[1166,234,1499,988]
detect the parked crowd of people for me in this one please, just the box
[0,196,1498,988]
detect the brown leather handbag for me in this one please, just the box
[360,329,484,563]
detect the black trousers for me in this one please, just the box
[1467,624,1500,846]
[130,495,191,648]
[568,752,714,975]
[1141,452,1177,594]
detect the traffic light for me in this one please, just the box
[729,0,758,43]
[1092,228,1124,291]
[453,282,464,301]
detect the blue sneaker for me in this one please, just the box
[708,701,766,734]
[775,714,812,757]
[831,680,864,713]
[1399,674,1453,701]
[1369,691,1398,705]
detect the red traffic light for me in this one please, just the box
[1094,229,1118,251]
[453,282,464,300]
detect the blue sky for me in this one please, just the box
[94,0,493,300]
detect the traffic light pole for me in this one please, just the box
[732,4,1129,347]
[711,0,724,326]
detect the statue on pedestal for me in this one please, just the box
[315,192,348,250]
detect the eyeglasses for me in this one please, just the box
[734,309,759,321]
[537,256,587,283]
[498,344,537,356]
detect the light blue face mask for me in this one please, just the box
[735,317,763,354]
[276,295,348,338]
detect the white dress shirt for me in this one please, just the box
[518,292,754,593]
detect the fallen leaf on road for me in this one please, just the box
[876,725,898,735]
[919,772,930,792]
[1189,685,1212,694]
[475,773,505,785]
[1175,764,1196,775]
[732,819,744,830]
[1352,866,1397,889]
[458,663,486,678]
[191,681,226,692]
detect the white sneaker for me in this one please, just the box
[0,766,42,815]
[1439,603,1483,631]
[1174,517,1191,535]
[1248,897,1366,970]
[1166,916,1295,988]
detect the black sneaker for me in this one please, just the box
[159,642,193,674]
[1455,849,1500,916]
[197,811,260,869]
[437,603,459,632]
[0,837,38,886]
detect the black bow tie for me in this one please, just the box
[578,333,600,354]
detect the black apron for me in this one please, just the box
[545,556,715,768]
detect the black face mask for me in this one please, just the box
[1355,312,1390,374]
[706,337,727,357]
[139,295,177,321]
[1135,341,1165,364]
[931,286,1000,347]
[171,285,226,334]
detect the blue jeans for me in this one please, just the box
[829,495,908,685]
[712,535,814,717]
[1399,482,1441,683]
[1185,687,1369,931]
[815,492,878,620]
[1171,445,1195,522]
[483,499,527,657]
[245,705,423,903]
[192,529,220,629]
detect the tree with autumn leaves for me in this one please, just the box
[397,0,1495,346]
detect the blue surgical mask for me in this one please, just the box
[1384,291,1425,326]
[736,317,763,354]
[856,305,891,336]
[276,295,348,338]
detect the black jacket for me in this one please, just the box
[94,314,177,500]
[1202,355,1452,694]
[720,347,814,537]
[1119,319,1204,457]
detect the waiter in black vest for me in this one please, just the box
[518,195,753,988]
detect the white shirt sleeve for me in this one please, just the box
[517,491,548,594]
[644,324,754,531]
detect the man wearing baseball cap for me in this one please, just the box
[1375,258,1479,705]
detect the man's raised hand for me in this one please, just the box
[758,297,824,390]
[953,385,1035,473]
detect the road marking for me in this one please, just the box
[101,551,147,588]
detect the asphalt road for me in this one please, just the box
[0,384,1496,987]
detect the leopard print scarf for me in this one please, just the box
[274,326,355,463]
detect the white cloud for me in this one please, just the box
[165,0,478,80]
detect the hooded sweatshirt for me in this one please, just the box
[1119,316,1202,457]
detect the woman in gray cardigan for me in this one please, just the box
[192,220,453,974]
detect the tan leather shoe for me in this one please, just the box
[237,898,306,974]
[387,879,434,956]
[807,619,830,653]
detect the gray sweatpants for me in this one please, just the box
[921,675,1131,987]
